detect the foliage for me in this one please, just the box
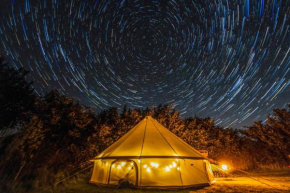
[0,57,35,129]
[243,105,290,168]
[0,91,98,190]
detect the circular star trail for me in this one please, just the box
[0,0,289,128]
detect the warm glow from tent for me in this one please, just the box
[221,164,228,170]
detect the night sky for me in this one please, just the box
[0,0,289,129]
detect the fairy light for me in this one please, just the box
[121,162,125,166]
[150,162,159,168]
[177,167,180,170]
[165,166,170,172]
[172,162,177,167]
[117,165,121,169]
[112,164,115,168]
[143,164,147,168]
[146,167,151,173]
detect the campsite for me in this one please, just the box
[0,66,290,191]
[0,63,290,192]
[0,93,289,192]
[44,117,290,193]
[43,117,290,193]
[1,0,290,192]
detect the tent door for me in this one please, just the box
[108,160,138,186]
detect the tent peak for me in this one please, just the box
[95,115,205,159]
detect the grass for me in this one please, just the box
[39,169,290,193]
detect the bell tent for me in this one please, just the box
[90,116,215,188]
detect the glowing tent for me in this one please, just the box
[90,116,215,189]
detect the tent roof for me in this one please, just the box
[94,116,204,159]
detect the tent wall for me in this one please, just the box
[91,158,213,188]
[90,159,112,184]
[204,160,215,183]
[139,158,183,186]
[180,159,212,186]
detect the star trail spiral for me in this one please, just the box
[0,0,289,128]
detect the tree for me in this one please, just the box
[0,90,98,187]
[0,56,35,129]
[242,105,290,168]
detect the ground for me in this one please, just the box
[41,169,290,193]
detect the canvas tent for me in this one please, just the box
[90,116,215,188]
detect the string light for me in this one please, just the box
[150,162,159,168]
[172,162,177,167]
[165,166,170,172]
[146,167,151,173]
[112,161,183,173]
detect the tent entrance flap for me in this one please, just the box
[108,160,138,186]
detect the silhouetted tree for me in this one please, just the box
[0,91,98,188]
[243,105,290,167]
[0,56,35,129]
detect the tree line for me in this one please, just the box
[0,56,289,191]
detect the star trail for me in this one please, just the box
[0,0,289,128]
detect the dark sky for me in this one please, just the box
[0,0,289,129]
